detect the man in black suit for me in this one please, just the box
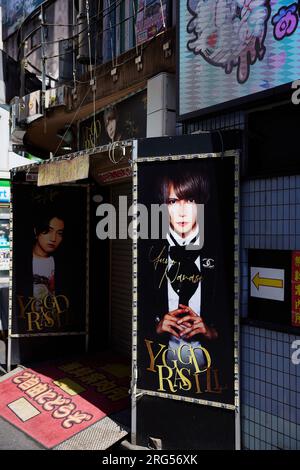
[138,160,234,403]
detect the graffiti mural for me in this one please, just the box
[187,0,271,84]
[179,1,300,117]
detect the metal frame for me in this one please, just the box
[131,149,240,448]
[85,184,90,353]
[9,141,134,177]
[7,180,90,371]
[7,181,14,372]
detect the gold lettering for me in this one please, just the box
[177,344,192,366]
[175,273,202,284]
[189,346,211,374]
[42,309,55,328]
[148,246,173,288]
[168,262,181,284]
[149,246,168,268]
[161,347,176,367]
[144,339,167,372]
[205,367,212,392]
[157,365,176,392]
[17,296,34,319]
[194,373,203,394]
[52,295,69,315]
[82,119,101,150]
[26,311,42,331]
[174,367,192,391]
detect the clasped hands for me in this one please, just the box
[156,304,218,340]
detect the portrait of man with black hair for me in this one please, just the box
[137,158,235,404]
[12,185,87,337]
[32,205,65,302]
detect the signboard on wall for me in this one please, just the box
[0,180,10,271]
[79,90,147,150]
[136,0,169,45]
[248,249,293,326]
[45,86,67,109]
[12,184,87,335]
[291,251,300,327]
[0,180,10,203]
[0,218,10,271]
[136,156,236,405]
[179,1,300,118]
[250,266,285,301]
[2,0,45,39]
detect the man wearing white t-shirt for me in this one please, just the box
[32,216,64,302]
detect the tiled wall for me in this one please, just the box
[241,176,300,449]
[242,176,300,250]
[185,113,300,450]
[241,326,300,449]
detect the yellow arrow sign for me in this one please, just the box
[252,272,283,290]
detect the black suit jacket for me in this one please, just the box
[137,236,235,404]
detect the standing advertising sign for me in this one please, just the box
[10,184,88,339]
[292,251,300,327]
[132,151,240,448]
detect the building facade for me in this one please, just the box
[0,0,300,450]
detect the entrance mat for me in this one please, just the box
[0,353,130,448]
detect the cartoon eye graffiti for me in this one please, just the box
[187,0,271,84]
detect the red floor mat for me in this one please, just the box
[0,354,130,448]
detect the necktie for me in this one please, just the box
[167,234,201,306]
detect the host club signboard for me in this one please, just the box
[179,1,300,118]
[12,184,87,336]
[134,153,238,410]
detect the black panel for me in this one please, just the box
[10,335,86,365]
[247,103,300,177]
[136,395,235,450]
[88,183,110,352]
[137,132,242,158]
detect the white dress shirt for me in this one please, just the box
[166,226,206,367]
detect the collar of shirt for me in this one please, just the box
[167,225,200,247]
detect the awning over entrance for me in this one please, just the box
[10,140,135,186]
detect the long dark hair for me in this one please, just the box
[33,205,65,240]
[158,167,210,204]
